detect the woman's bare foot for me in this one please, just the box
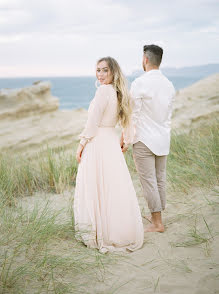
[144,223,165,233]
[143,215,152,223]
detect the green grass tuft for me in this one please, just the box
[0,147,78,206]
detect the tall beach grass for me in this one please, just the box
[1,120,218,205]
[167,120,219,192]
[125,120,219,193]
[0,145,122,293]
[0,147,78,206]
[0,200,119,293]
[0,120,218,293]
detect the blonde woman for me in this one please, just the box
[74,57,144,253]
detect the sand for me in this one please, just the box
[19,184,219,294]
[171,74,219,131]
[0,81,87,155]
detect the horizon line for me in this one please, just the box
[0,63,218,79]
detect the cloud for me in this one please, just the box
[0,0,218,76]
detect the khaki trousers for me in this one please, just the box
[133,141,167,213]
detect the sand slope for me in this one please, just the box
[172,74,219,131]
[19,185,219,294]
[0,81,87,155]
[0,81,59,119]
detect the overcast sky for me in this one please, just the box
[0,0,219,77]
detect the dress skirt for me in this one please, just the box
[74,127,144,253]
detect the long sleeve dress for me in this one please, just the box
[73,84,144,253]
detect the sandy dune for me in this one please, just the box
[172,74,219,131]
[0,81,87,155]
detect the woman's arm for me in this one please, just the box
[121,116,135,153]
[76,85,110,162]
[79,85,110,146]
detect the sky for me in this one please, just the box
[0,0,219,77]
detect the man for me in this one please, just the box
[128,44,175,232]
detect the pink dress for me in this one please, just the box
[74,84,144,253]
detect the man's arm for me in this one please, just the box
[120,80,143,151]
[132,97,142,128]
[130,79,143,129]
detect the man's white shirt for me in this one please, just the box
[130,69,175,156]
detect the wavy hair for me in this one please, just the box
[97,56,132,128]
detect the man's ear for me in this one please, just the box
[142,55,148,65]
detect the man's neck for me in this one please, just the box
[145,65,159,72]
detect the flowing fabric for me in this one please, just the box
[74,84,144,253]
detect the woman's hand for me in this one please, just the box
[121,144,129,153]
[76,144,84,163]
[120,133,129,153]
[120,132,124,149]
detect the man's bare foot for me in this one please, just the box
[143,215,152,223]
[144,223,165,233]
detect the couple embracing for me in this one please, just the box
[74,44,175,253]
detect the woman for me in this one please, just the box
[74,57,144,253]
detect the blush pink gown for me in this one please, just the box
[74,84,144,253]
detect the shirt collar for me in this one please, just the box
[144,69,162,76]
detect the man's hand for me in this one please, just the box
[76,144,84,163]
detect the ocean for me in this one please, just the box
[0,75,201,110]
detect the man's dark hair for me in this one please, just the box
[143,44,163,66]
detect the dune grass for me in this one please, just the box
[170,213,216,255]
[0,200,120,294]
[0,120,218,205]
[0,120,218,293]
[0,146,78,206]
[0,145,123,293]
[125,120,219,193]
[167,120,219,193]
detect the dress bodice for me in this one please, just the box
[88,84,118,128]
[79,84,134,146]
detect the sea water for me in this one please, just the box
[0,75,201,110]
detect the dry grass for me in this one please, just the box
[125,120,219,193]
[0,146,78,206]
[0,120,218,293]
[0,200,120,293]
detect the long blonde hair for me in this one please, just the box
[97,57,132,128]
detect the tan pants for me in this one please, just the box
[133,141,167,213]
